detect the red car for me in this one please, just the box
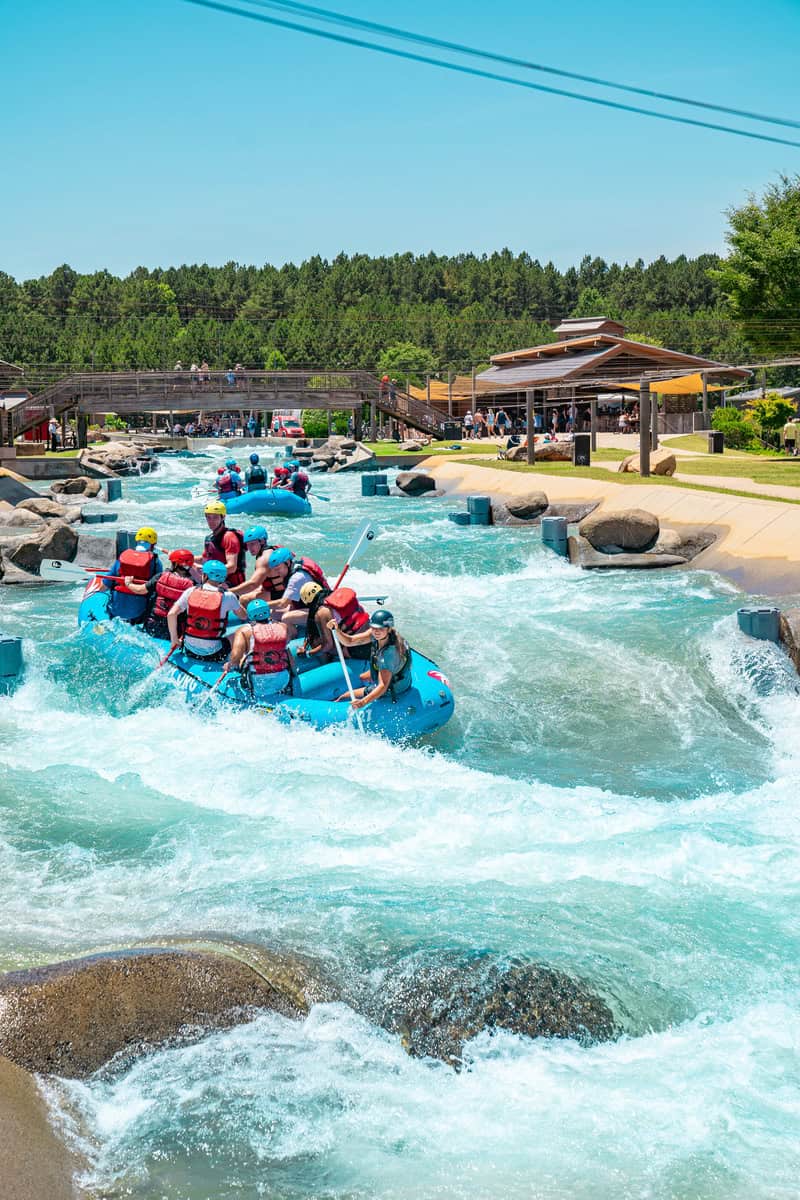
[271,416,304,438]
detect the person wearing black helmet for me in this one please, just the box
[245,452,267,491]
[331,609,411,709]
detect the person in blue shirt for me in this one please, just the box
[106,527,162,624]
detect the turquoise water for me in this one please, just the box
[2,451,799,1199]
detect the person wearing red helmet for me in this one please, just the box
[270,464,291,488]
[120,548,198,640]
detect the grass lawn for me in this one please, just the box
[675,456,800,487]
[458,457,800,506]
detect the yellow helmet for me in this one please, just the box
[204,500,227,517]
[300,582,324,607]
[135,526,158,546]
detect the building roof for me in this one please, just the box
[479,333,749,392]
[553,317,626,339]
[728,385,800,401]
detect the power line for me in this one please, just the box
[246,0,800,132]
[181,0,800,149]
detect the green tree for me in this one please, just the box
[376,341,438,386]
[571,287,607,317]
[711,406,756,450]
[746,392,797,445]
[263,347,288,370]
[709,176,800,353]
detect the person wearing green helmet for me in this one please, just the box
[331,609,411,709]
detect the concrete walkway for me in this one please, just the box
[422,456,800,596]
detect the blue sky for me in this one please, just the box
[2,0,799,278]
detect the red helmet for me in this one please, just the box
[217,466,225,474]
[275,466,290,477]
[169,548,195,567]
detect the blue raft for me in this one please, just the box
[77,590,454,739]
[218,488,311,517]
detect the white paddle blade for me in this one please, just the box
[40,559,93,582]
[347,520,376,568]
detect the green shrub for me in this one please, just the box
[711,406,755,450]
[301,409,350,437]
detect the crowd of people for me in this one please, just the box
[101,505,410,710]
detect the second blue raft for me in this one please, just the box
[217,487,311,517]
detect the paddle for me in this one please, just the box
[332,519,376,591]
[40,559,121,583]
[331,627,365,734]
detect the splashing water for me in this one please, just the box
[3,451,800,1198]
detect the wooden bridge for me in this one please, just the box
[1,368,455,444]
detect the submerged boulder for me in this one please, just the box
[579,507,659,553]
[0,943,334,1079]
[395,470,436,496]
[374,957,616,1065]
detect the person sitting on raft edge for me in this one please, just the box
[104,526,162,624]
[329,609,411,710]
[166,559,247,662]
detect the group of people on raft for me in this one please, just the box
[101,500,410,709]
[213,453,311,501]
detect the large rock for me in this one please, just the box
[506,440,572,463]
[619,447,677,477]
[395,470,436,496]
[504,490,549,520]
[780,608,800,674]
[16,497,82,523]
[0,509,46,528]
[399,440,424,452]
[0,943,334,1079]
[374,958,616,1065]
[50,476,101,498]
[7,520,78,573]
[579,507,659,553]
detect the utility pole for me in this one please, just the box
[526,389,534,466]
[639,381,651,477]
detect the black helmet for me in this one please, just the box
[250,452,260,465]
[369,609,394,629]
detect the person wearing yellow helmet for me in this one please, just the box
[202,501,246,586]
[104,527,163,624]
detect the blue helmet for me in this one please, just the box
[244,525,268,546]
[369,609,394,629]
[225,458,237,469]
[268,547,294,568]
[249,452,260,465]
[247,599,271,623]
[202,559,228,582]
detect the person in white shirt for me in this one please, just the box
[167,560,246,660]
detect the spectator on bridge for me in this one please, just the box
[234,363,244,389]
[200,361,210,386]
[226,368,236,387]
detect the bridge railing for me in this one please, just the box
[9,367,452,439]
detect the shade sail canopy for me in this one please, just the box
[613,372,726,395]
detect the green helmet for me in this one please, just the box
[369,609,394,629]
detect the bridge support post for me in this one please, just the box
[77,413,88,449]
[639,382,651,478]
[370,397,377,441]
[526,390,535,466]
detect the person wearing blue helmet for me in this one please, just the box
[224,457,244,493]
[222,598,291,699]
[245,452,267,491]
[166,557,246,661]
[232,525,278,603]
[262,547,329,641]
[332,608,411,709]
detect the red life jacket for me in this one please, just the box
[250,622,289,675]
[152,570,194,619]
[216,472,233,495]
[115,549,155,595]
[185,588,228,641]
[326,586,369,635]
[204,525,246,585]
[289,557,329,592]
